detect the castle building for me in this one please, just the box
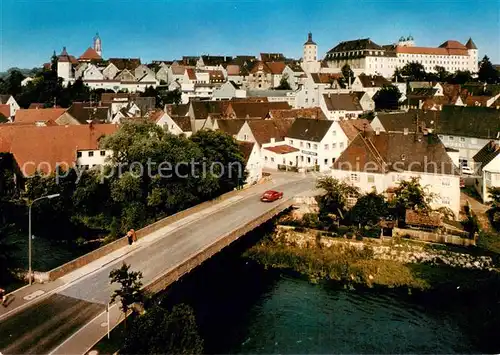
[324,36,479,78]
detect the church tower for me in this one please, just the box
[93,33,102,57]
[303,32,317,62]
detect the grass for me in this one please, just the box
[245,235,500,291]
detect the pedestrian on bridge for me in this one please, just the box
[0,287,6,306]
[127,230,133,245]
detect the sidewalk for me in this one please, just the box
[0,178,286,321]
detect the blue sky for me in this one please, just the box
[1,0,499,71]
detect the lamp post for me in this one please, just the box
[28,193,60,285]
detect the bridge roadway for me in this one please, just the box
[0,175,316,354]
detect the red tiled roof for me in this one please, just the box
[14,108,67,124]
[265,62,286,75]
[0,124,118,176]
[237,141,255,165]
[0,105,10,119]
[79,47,102,60]
[396,40,469,56]
[264,145,299,154]
[186,68,197,80]
[338,119,372,141]
[148,110,165,123]
[268,108,326,120]
[28,103,46,109]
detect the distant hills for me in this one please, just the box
[0,67,41,79]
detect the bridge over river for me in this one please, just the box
[0,174,317,354]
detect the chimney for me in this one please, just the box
[403,128,409,135]
[375,127,380,135]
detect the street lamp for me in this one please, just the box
[28,193,60,285]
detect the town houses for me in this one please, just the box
[1,28,499,219]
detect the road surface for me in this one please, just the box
[0,175,317,354]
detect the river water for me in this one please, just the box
[159,228,487,354]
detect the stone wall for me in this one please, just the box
[393,227,475,247]
[275,226,494,271]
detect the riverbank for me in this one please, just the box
[244,225,500,291]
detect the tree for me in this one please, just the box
[316,177,359,222]
[109,262,144,329]
[190,129,248,197]
[349,190,388,226]
[400,62,427,81]
[373,84,402,110]
[478,55,499,84]
[275,74,292,90]
[390,177,434,218]
[448,70,472,85]
[341,64,355,84]
[122,303,204,354]
[433,66,451,82]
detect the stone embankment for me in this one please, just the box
[276,226,495,271]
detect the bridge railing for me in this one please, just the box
[40,187,258,282]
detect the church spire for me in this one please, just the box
[93,32,102,57]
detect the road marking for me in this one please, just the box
[22,290,45,301]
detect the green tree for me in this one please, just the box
[109,262,144,330]
[190,129,248,197]
[373,84,402,110]
[341,64,355,84]
[350,190,388,226]
[433,66,451,82]
[275,74,292,90]
[316,177,359,222]
[122,303,204,355]
[478,55,499,84]
[448,70,472,85]
[390,177,434,218]
[400,62,427,81]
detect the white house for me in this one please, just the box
[246,90,297,108]
[76,148,113,170]
[21,77,33,86]
[283,118,350,172]
[350,74,391,98]
[0,95,20,118]
[283,63,306,90]
[332,130,461,218]
[473,140,500,203]
[237,141,263,186]
[262,144,299,170]
[102,63,120,80]
[213,81,246,100]
[154,110,193,137]
[321,93,364,121]
[296,72,346,108]
[351,91,375,112]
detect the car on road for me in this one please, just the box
[461,166,474,175]
[261,190,283,202]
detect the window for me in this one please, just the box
[271,157,274,162]
[442,178,450,186]
[300,142,304,147]
[307,157,311,163]
[339,142,344,149]
[313,144,318,150]
[306,143,311,149]
[265,156,268,161]
[350,173,360,182]
[367,175,375,183]
[324,144,329,150]
[441,196,450,205]
[332,143,337,149]
[438,135,444,139]
[244,134,248,140]
[449,136,454,141]
[289,140,294,145]
[460,137,466,142]
[324,159,328,165]
[100,151,106,156]
[88,151,94,157]
[332,130,337,136]
[77,152,82,158]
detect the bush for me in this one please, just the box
[294,226,306,232]
[336,225,350,236]
[362,226,382,239]
[302,213,320,228]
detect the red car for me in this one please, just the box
[261,190,283,202]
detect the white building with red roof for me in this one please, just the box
[324,36,479,78]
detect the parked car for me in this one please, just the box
[261,190,283,202]
[461,166,474,175]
